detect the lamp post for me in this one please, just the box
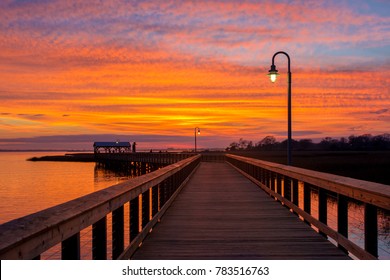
[268,51,292,165]
[194,127,200,153]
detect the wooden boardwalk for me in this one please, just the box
[132,162,350,260]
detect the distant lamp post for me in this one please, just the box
[194,127,200,153]
[268,51,292,165]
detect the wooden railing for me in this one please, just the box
[94,152,195,165]
[226,154,390,260]
[0,155,201,260]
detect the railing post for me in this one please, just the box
[157,183,162,211]
[254,165,259,180]
[173,172,178,192]
[61,233,80,260]
[318,188,327,237]
[112,205,124,259]
[257,167,261,182]
[276,174,282,195]
[142,189,150,228]
[292,179,299,206]
[284,176,292,201]
[130,196,139,242]
[250,164,255,177]
[162,179,169,206]
[337,194,348,253]
[364,203,378,258]
[270,172,276,193]
[265,170,270,189]
[166,177,172,199]
[170,175,175,196]
[159,181,166,208]
[260,168,264,185]
[303,183,311,225]
[92,217,107,260]
[152,185,159,217]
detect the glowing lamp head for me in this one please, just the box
[267,64,279,83]
[197,128,200,135]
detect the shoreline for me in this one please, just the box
[27,153,96,162]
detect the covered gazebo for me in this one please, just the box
[93,142,132,154]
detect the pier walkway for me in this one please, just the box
[132,162,349,259]
[1,153,387,260]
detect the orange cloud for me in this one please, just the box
[0,0,389,149]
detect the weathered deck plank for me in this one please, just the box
[132,162,350,260]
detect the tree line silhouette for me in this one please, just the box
[226,133,390,151]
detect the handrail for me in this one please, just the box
[227,154,390,210]
[94,152,195,165]
[226,154,390,260]
[0,155,201,260]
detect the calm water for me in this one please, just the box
[0,152,155,259]
[0,152,389,259]
[290,180,389,259]
[0,152,135,224]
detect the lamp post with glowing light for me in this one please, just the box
[194,127,200,153]
[268,51,292,165]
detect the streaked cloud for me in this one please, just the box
[370,109,388,115]
[0,0,389,149]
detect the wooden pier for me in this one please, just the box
[132,162,349,259]
[0,153,389,260]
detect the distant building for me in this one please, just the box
[93,142,132,153]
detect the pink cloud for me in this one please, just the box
[0,0,389,147]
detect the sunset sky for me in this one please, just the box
[0,0,389,150]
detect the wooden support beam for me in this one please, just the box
[364,203,378,258]
[270,173,276,193]
[61,233,80,260]
[129,196,139,242]
[142,190,150,229]
[284,176,292,201]
[151,185,159,217]
[304,184,311,215]
[112,206,124,259]
[337,194,348,253]
[318,188,328,237]
[292,179,299,206]
[276,174,282,195]
[92,217,107,260]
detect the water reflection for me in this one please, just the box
[93,161,163,190]
[41,160,165,260]
[293,179,389,260]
